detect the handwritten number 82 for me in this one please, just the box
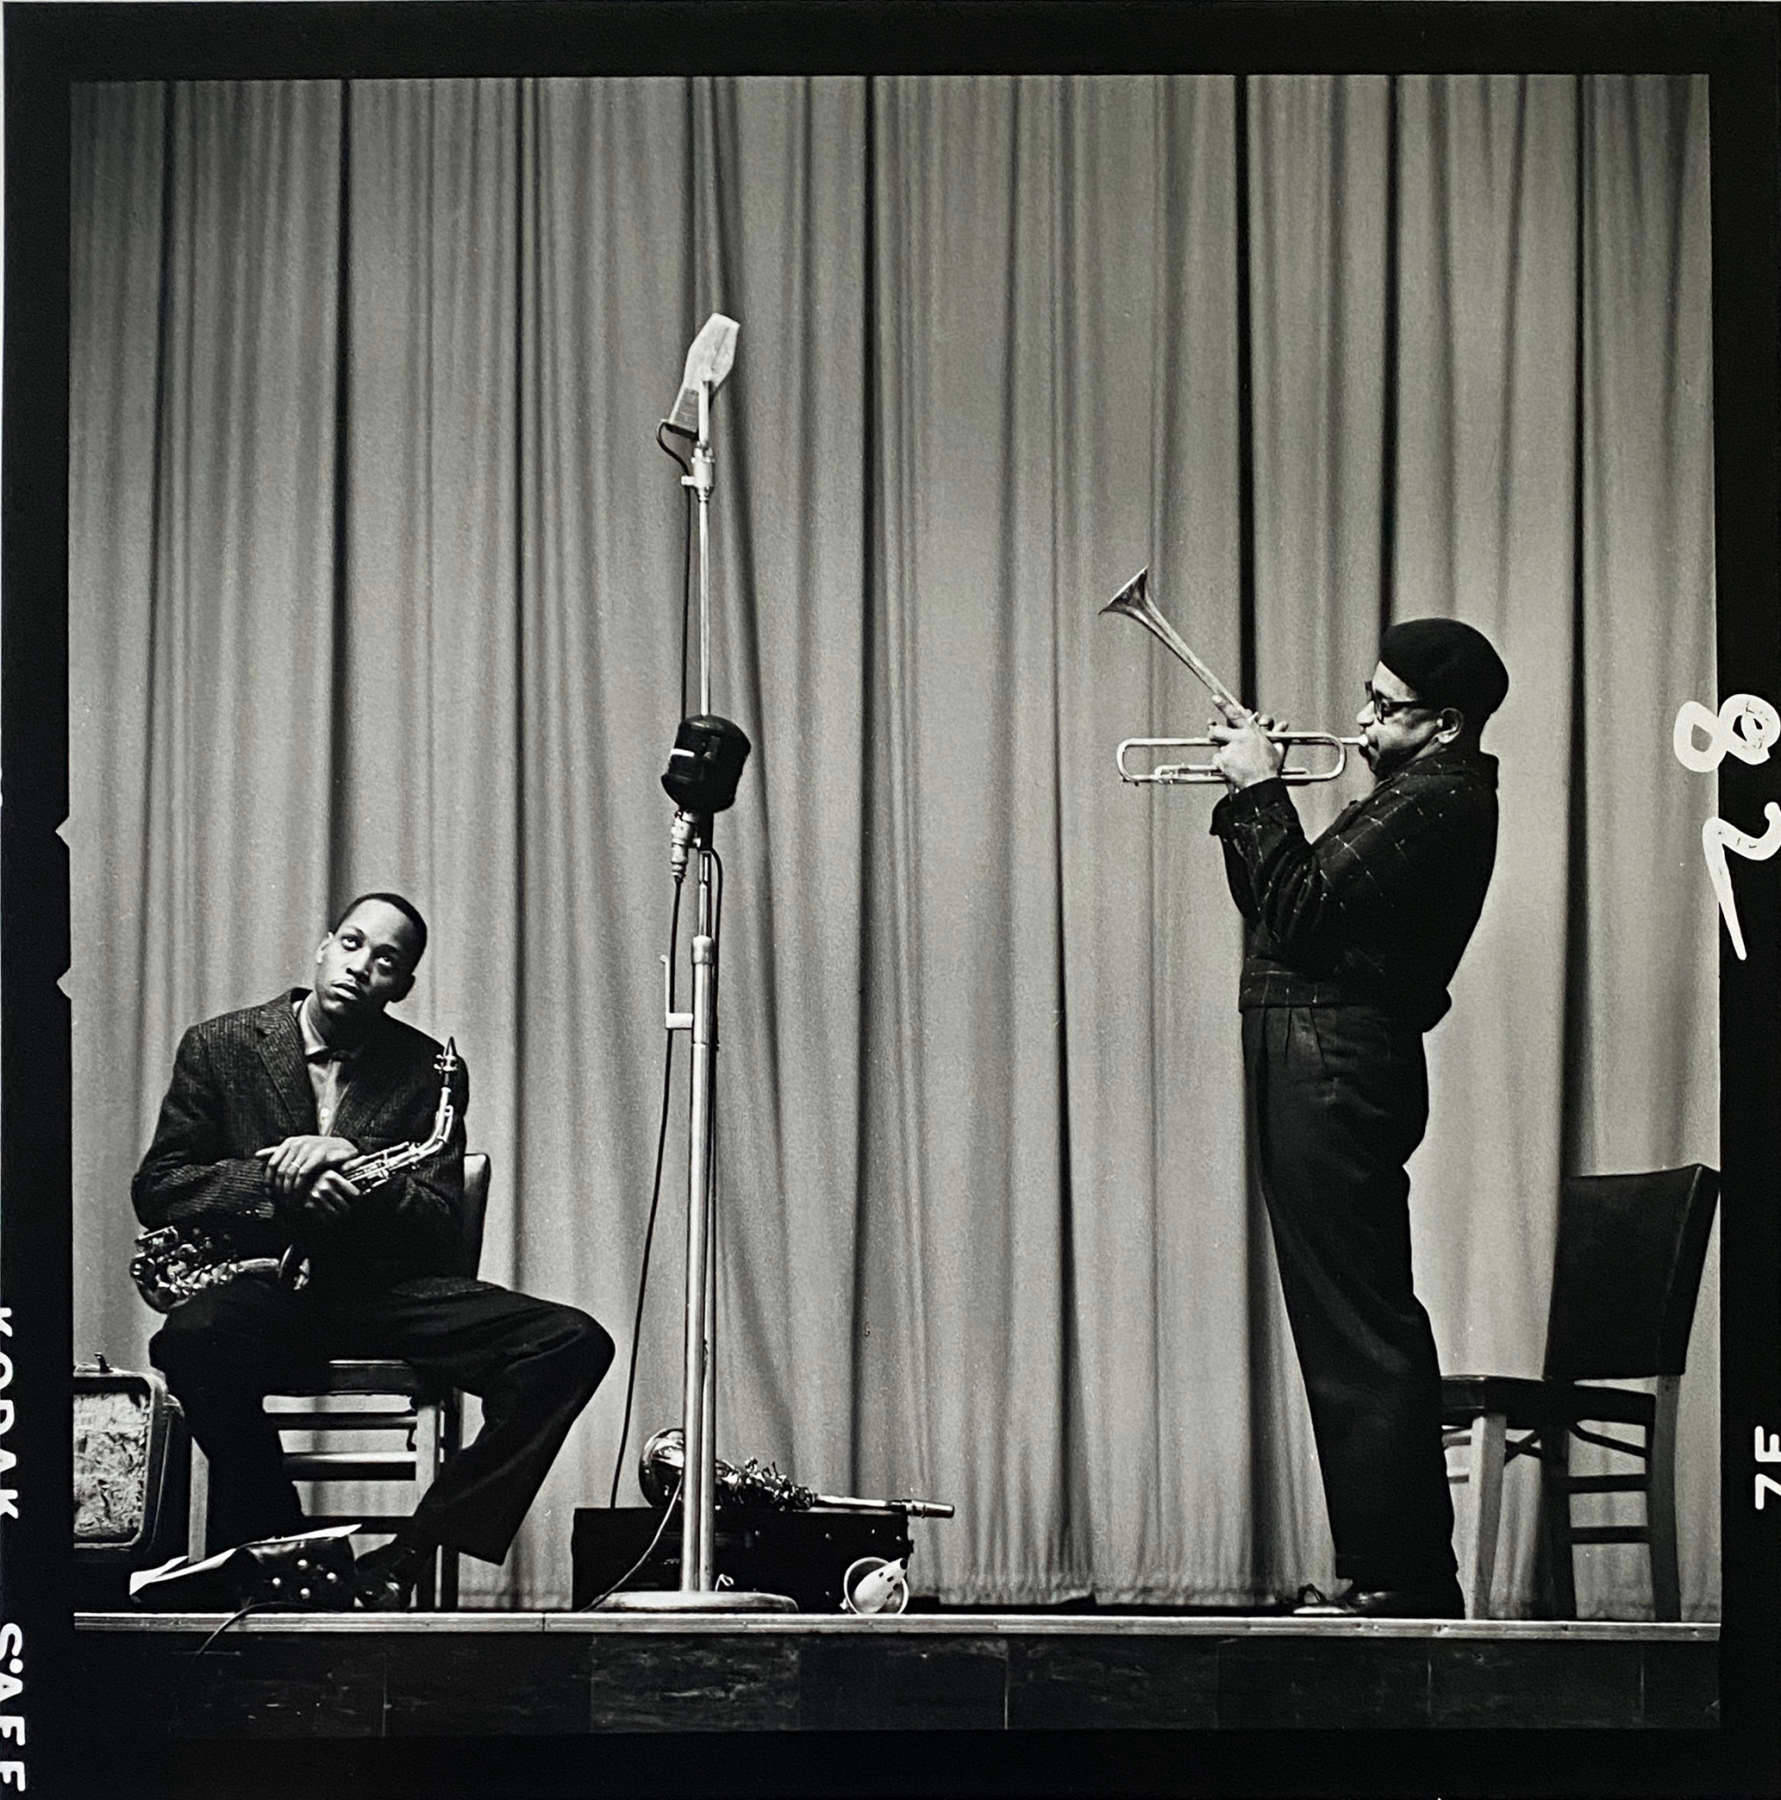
[1673,694,1781,961]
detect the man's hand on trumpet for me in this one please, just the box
[1207,698,1287,791]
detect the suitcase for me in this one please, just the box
[73,1358,192,1608]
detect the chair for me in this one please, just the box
[1440,1163,1718,1621]
[188,1151,491,1609]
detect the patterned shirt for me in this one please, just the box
[1208,745,1499,1031]
[294,994,360,1136]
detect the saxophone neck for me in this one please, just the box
[339,1033,460,1187]
[430,1036,461,1140]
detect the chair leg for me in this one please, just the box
[437,1393,461,1609]
[188,1441,210,1562]
[1647,1376,1682,1621]
[1537,1422,1577,1620]
[411,1400,442,1610]
[1445,1426,1478,1614]
[1455,1413,1507,1619]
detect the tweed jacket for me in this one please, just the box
[131,990,469,1287]
[1209,745,1499,1032]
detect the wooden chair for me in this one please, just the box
[188,1151,491,1609]
[1441,1163,1718,1621]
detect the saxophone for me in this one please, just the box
[130,1038,462,1314]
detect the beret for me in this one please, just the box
[1377,617,1509,725]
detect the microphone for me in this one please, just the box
[664,313,740,438]
[663,715,751,879]
[662,715,752,816]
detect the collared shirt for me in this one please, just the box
[1208,744,1499,1031]
[293,994,360,1135]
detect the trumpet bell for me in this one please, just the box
[1100,565,1151,622]
[1101,567,1361,787]
[1100,568,1245,714]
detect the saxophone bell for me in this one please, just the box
[639,1426,690,1508]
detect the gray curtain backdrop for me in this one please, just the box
[70,74,1718,1614]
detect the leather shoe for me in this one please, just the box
[353,1537,432,1611]
[1291,1578,1464,1619]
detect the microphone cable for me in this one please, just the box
[578,1473,684,1612]
[604,843,725,1510]
[655,419,695,718]
[605,422,699,1510]
[171,1597,298,1736]
[605,875,683,1509]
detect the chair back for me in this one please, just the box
[458,1153,492,1279]
[1542,1164,1719,1382]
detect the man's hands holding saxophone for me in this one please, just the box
[256,1134,364,1226]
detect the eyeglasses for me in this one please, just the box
[1363,684,1428,723]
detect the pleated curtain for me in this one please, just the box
[70,74,1717,1613]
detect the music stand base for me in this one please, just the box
[595,1588,799,1614]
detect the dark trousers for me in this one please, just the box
[150,1272,614,1563]
[1243,1004,1457,1590]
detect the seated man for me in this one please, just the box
[133,891,613,1607]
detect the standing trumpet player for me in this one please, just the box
[134,892,614,1607]
[1207,621,1508,1619]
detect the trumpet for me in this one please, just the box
[1114,731,1356,786]
[1101,568,1363,786]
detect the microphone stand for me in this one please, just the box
[603,361,793,1615]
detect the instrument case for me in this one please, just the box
[572,1505,915,1612]
[73,1359,192,1606]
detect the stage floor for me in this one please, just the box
[74,1610,1718,1736]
